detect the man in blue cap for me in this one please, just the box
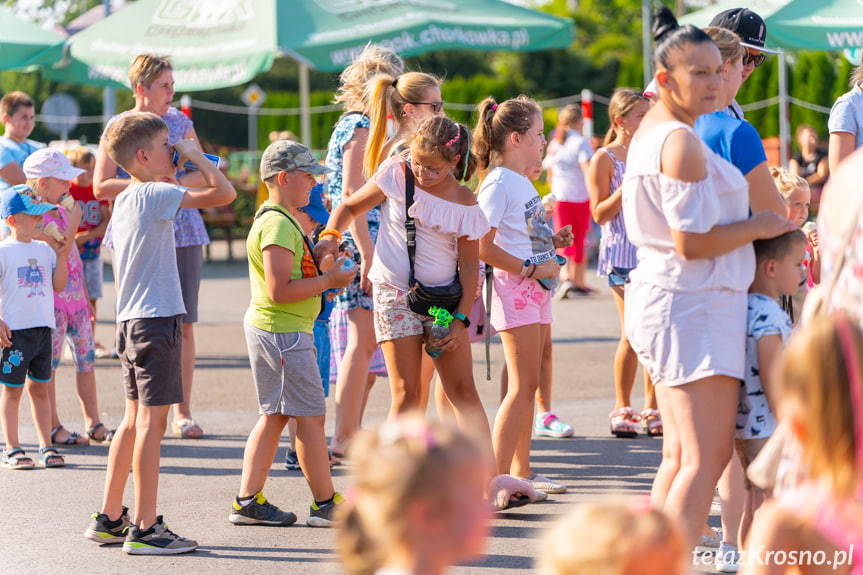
[711,7,780,120]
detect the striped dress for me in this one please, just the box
[597,148,638,276]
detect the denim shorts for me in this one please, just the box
[608,266,634,287]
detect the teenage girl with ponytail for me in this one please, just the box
[475,96,574,496]
[585,89,660,438]
[363,71,444,410]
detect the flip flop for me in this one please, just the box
[500,494,532,510]
[51,424,89,446]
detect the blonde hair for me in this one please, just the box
[338,416,483,575]
[333,44,404,113]
[128,54,173,92]
[770,165,809,200]
[103,112,168,172]
[604,89,649,146]
[780,313,863,498]
[473,95,542,181]
[538,498,684,575]
[553,104,582,145]
[67,146,94,168]
[703,26,745,64]
[363,72,441,178]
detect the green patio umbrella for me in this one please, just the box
[680,0,863,55]
[0,6,65,70]
[45,0,573,89]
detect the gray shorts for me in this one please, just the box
[244,322,325,417]
[117,315,183,406]
[81,257,103,300]
[177,245,203,324]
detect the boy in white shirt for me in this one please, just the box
[0,185,70,469]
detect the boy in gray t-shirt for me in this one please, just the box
[83,112,235,555]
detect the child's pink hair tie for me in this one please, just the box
[491,103,498,112]
[444,130,460,146]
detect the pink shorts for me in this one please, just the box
[372,284,432,343]
[554,200,591,263]
[52,306,95,372]
[490,269,552,332]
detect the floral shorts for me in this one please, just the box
[52,306,95,372]
[372,284,432,343]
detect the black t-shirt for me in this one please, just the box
[792,149,827,180]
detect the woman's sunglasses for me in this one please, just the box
[410,101,444,114]
[743,51,766,68]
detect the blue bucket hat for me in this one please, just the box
[302,184,330,226]
[0,185,57,219]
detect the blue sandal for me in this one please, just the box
[38,447,65,468]
[2,447,35,470]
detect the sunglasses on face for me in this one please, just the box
[743,51,766,68]
[410,101,444,114]
[411,162,443,179]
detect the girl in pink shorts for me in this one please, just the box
[476,96,574,496]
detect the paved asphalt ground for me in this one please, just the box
[1,241,725,574]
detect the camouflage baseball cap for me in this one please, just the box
[260,140,332,180]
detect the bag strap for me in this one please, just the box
[255,206,322,275]
[485,263,493,380]
[404,163,418,285]
[255,206,326,316]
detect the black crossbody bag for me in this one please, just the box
[255,207,326,316]
[404,165,462,315]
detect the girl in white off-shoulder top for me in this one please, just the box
[620,21,796,551]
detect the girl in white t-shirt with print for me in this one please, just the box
[316,117,494,454]
[475,96,574,496]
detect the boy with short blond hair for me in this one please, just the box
[229,140,354,528]
[0,185,70,470]
[0,91,44,192]
[83,111,235,554]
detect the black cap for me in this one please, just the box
[709,8,779,54]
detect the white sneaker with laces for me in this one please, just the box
[522,473,567,494]
[715,541,740,573]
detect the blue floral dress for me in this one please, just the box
[325,112,380,312]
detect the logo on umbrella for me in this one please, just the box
[154,0,253,28]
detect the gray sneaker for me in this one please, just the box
[84,506,130,544]
[123,516,198,555]
[229,492,297,526]
[307,492,345,527]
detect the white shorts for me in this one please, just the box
[625,281,747,387]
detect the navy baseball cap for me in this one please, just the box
[301,184,329,226]
[710,8,780,54]
[0,185,57,219]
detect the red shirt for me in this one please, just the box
[70,182,108,233]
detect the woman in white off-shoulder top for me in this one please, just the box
[620,24,795,549]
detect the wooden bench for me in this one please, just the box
[200,209,238,262]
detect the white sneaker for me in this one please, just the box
[521,473,567,494]
[715,541,740,573]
